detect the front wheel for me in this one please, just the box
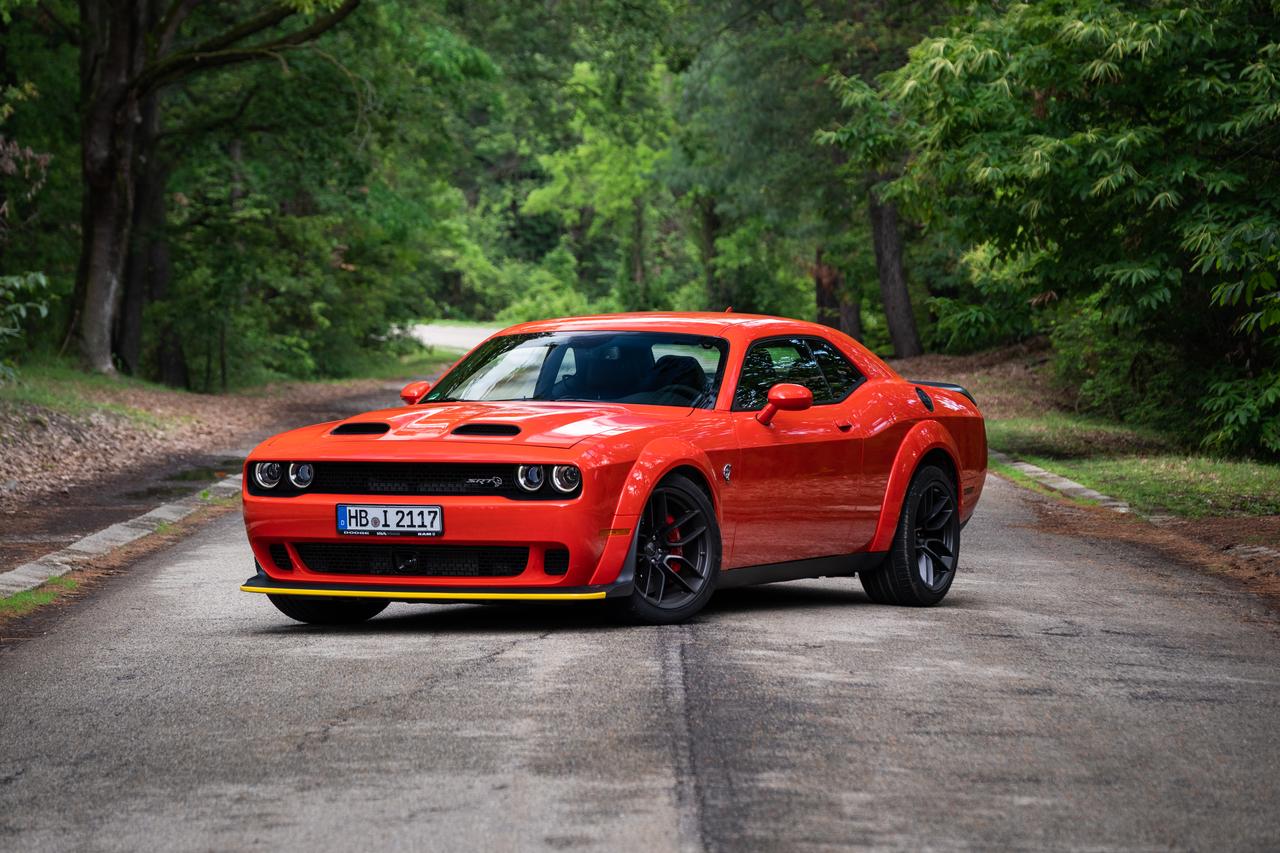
[268,595,388,625]
[860,464,960,606]
[620,474,721,624]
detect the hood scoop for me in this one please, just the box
[451,423,521,437]
[330,422,391,436]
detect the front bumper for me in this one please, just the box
[240,567,634,602]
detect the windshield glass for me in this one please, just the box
[424,331,729,408]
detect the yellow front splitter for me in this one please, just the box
[240,584,608,602]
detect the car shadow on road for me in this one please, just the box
[243,580,926,636]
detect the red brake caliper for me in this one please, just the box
[666,513,682,572]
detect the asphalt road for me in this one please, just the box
[2,476,1279,851]
[411,322,502,353]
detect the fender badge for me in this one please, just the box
[722,464,732,483]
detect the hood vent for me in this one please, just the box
[330,422,391,436]
[451,423,521,437]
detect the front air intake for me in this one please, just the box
[268,543,293,571]
[451,423,521,437]
[330,422,391,436]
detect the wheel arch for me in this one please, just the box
[612,437,721,521]
[868,420,963,553]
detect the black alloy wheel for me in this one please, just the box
[860,464,960,606]
[623,473,720,624]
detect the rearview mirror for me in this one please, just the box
[756,383,813,426]
[400,380,432,405]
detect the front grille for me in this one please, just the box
[544,548,569,575]
[294,542,528,577]
[268,543,293,571]
[246,462,578,500]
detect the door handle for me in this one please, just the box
[836,420,853,432]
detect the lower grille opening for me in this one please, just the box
[544,548,570,576]
[294,543,528,577]
[268,543,293,571]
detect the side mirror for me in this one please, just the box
[756,383,813,426]
[400,380,432,405]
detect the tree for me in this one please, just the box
[67,0,360,374]
[878,0,1280,452]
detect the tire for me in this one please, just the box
[860,464,960,606]
[620,473,721,624]
[268,594,388,625]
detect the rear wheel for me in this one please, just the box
[621,474,720,624]
[860,464,959,606]
[268,595,388,625]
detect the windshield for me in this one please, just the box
[424,331,729,408]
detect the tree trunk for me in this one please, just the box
[116,90,165,375]
[76,0,148,374]
[697,196,729,309]
[839,296,863,341]
[630,196,646,308]
[867,189,922,358]
[814,246,845,332]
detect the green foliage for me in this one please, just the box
[0,272,48,383]
[853,0,1280,454]
[1202,371,1280,455]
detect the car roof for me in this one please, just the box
[494,312,900,380]
[502,311,834,338]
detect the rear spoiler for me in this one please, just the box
[910,380,977,407]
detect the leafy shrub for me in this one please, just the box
[0,272,48,383]
[1201,371,1280,457]
[1050,300,1184,431]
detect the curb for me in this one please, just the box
[989,449,1280,566]
[0,474,243,597]
[989,449,1132,514]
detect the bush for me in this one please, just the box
[0,272,48,384]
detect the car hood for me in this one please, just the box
[265,401,694,452]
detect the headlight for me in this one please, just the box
[551,465,581,493]
[254,462,282,489]
[516,464,545,492]
[289,462,315,488]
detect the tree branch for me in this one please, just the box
[155,84,260,144]
[158,0,203,49]
[37,1,79,46]
[133,0,360,95]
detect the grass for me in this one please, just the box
[332,347,465,382]
[0,358,178,428]
[0,575,78,620]
[986,411,1280,518]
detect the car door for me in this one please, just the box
[723,336,864,569]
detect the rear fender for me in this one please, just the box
[868,420,962,553]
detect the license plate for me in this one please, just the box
[337,504,442,537]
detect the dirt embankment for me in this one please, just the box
[0,379,398,509]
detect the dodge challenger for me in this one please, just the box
[240,312,986,624]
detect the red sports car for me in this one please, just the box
[240,312,986,624]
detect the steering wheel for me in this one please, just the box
[655,384,702,403]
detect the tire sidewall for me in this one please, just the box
[891,465,959,606]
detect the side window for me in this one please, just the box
[805,337,865,403]
[733,338,832,410]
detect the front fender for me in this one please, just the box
[613,437,720,518]
[868,420,962,553]
[587,437,719,586]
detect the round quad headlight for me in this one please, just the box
[254,462,282,489]
[516,464,546,492]
[289,462,315,489]
[551,465,581,494]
